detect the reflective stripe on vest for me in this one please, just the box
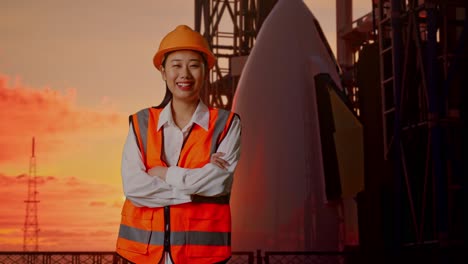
[117,106,235,264]
[135,108,149,156]
[119,224,230,246]
[210,109,230,154]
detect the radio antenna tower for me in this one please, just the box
[23,137,40,251]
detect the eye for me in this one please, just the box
[171,64,181,68]
[190,64,201,69]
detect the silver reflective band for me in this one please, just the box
[119,224,230,246]
[136,109,150,155]
[171,231,231,246]
[211,109,230,154]
[118,224,153,244]
[150,231,165,245]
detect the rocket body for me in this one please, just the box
[231,0,363,251]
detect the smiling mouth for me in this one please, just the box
[176,82,193,91]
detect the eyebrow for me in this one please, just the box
[169,59,202,63]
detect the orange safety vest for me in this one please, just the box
[116,106,237,264]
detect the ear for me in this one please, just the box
[161,67,167,81]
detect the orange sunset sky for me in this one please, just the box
[0,0,371,251]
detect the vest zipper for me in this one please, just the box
[164,205,170,252]
[164,119,193,257]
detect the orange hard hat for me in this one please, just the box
[153,25,216,71]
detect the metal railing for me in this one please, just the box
[0,252,253,264]
[1,249,466,264]
[263,251,353,264]
[0,252,128,264]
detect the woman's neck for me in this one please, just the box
[171,99,199,129]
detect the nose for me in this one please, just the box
[180,65,193,79]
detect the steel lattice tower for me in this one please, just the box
[374,0,467,248]
[23,137,40,251]
[355,0,467,250]
[194,0,277,109]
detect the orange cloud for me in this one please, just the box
[89,201,107,207]
[0,73,126,164]
[0,173,123,251]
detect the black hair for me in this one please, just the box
[155,85,173,108]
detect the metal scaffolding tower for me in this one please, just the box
[194,0,277,109]
[23,137,40,251]
[340,9,376,116]
[374,0,467,248]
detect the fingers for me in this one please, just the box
[147,166,168,181]
[211,152,229,170]
[212,152,225,158]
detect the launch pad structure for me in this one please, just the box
[354,0,467,250]
[194,0,277,109]
[196,0,468,252]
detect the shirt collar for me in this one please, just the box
[157,100,209,131]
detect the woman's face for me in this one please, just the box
[161,50,206,104]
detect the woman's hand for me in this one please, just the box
[211,152,229,170]
[148,166,168,181]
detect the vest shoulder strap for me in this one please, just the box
[211,109,239,154]
[130,107,163,165]
[132,107,238,157]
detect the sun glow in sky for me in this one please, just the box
[0,0,371,251]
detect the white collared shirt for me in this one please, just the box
[121,100,241,208]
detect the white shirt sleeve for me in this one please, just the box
[121,123,191,208]
[165,115,241,196]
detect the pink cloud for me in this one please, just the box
[0,73,126,164]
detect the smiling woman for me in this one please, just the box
[161,50,207,121]
[152,25,217,110]
[116,25,242,264]
[0,0,369,255]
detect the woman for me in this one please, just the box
[116,25,241,264]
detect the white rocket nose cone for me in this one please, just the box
[231,0,346,252]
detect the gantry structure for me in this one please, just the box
[194,0,277,109]
[195,0,468,251]
[352,0,467,250]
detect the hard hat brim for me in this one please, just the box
[153,47,216,71]
[153,25,217,71]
